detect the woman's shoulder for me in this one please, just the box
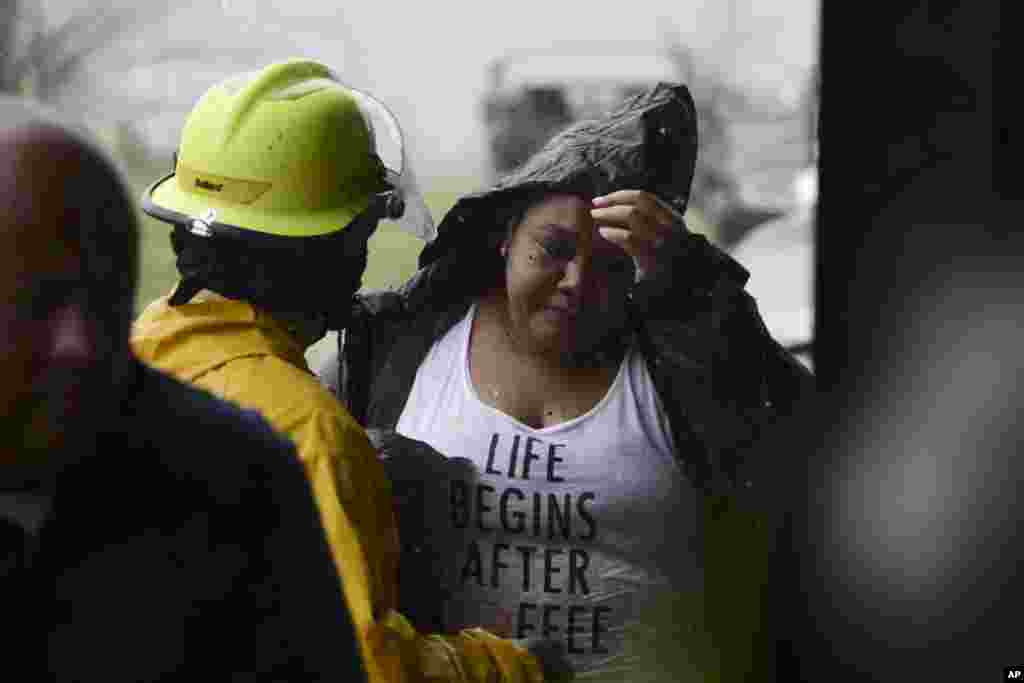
[358,255,486,318]
[351,267,440,325]
[352,262,478,346]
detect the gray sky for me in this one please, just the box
[46,0,819,180]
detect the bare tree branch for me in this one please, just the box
[0,0,18,91]
[2,3,180,98]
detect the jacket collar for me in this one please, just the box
[131,288,311,384]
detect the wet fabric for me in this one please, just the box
[396,305,703,677]
[327,82,810,491]
[420,83,699,274]
[132,289,546,683]
[35,361,364,681]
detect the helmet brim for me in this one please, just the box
[145,172,371,238]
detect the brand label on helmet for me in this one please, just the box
[177,164,272,205]
[195,178,224,192]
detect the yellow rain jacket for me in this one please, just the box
[132,289,546,683]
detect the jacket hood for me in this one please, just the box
[131,289,309,383]
[420,82,698,270]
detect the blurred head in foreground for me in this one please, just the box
[0,97,138,487]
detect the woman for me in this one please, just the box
[320,83,813,680]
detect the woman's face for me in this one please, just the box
[501,194,634,356]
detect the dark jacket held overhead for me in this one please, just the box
[322,83,813,495]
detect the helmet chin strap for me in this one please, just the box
[168,276,204,306]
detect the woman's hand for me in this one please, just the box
[591,190,689,281]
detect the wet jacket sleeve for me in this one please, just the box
[235,430,370,682]
[292,409,548,683]
[631,231,814,435]
[630,232,811,682]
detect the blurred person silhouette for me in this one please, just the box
[318,83,814,681]
[781,240,1024,681]
[775,0,1017,676]
[0,96,365,681]
[132,59,565,683]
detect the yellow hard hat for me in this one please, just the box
[143,58,405,238]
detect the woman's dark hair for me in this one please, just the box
[495,191,546,242]
[469,189,555,293]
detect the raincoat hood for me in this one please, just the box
[420,82,698,269]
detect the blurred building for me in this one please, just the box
[480,40,819,251]
[729,165,816,369]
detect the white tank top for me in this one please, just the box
[397,304,703,677]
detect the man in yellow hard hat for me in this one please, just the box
[132,59,566,683]
[1,95,365,681]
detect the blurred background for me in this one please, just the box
[0,0,820,367]
[10,5,1021,680]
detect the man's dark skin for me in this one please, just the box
[0,125,107,482]
[0,113,366,681]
